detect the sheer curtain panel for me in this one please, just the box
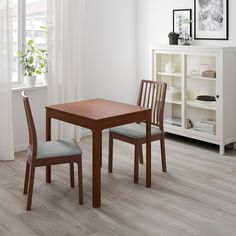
[0,0,14,160]
[47,0,84,141]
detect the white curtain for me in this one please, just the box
[0,0,14,161]
[47,0,84,141]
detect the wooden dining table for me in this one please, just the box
[45,98,152,208]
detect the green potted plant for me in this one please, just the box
[18,39,48,87]
[180,19,193,46]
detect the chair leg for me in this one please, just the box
[160,135,167,172]
[134,143,139,183]
[108,132,114,173]
[23,161,30,194]
[77,159,83,204]
[46,166,51,183]
[139,144,144,164]
[26,166,36,211]
[70,163,75,188]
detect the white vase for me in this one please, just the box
[25,75,36,87]
[165,62,176,73]
[41,73,48,85]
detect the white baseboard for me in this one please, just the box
[80,128,108,138]
[14,130,96,153]
[14,139,45,153]
[81,128,92,137]
[14,144,28,153]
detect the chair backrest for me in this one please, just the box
[21,91,37,159]
[137,80,167,130]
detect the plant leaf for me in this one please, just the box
[17,51,23,57]
[29,56,34,64]
[28,40,34,46]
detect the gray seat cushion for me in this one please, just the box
[36,139,82,159]
[110,123,162,139]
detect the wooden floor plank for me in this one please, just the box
[0,133,236,236]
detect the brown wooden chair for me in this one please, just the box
[22,91,83,210]
[108,80,167,183]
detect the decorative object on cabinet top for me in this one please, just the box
[173,9,192,39]
[168,32,179,45]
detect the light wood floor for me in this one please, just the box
[0,133,236,236]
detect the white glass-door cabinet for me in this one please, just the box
[152,45,236,154]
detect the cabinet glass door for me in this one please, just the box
[155,53,183,129]
[185,55,217,137]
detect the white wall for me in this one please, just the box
[13,0,137,152]
[12,87,47,152]
[81,0,137,104]
[137,0,236,79]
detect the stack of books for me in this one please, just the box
[193,120,216,135]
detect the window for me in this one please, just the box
[12,0,47,84]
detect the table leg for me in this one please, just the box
[146,116,151,188]
[92,128,102,208]
[46,110,51,183]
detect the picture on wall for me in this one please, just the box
[194,0,228,40]
[173,9,192,39]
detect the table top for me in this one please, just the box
[46,98,150,121]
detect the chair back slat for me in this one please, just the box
[155,85,162,124]
[146,82,152,107]
[143,82,148,107]
[21,91,37,159]
[153,84,159,124]
[150,83,156,112]
[137,80,167,130]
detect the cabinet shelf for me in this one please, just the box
[165,99,216,110]
[157,72,182,77]
[166,99,181,105]
[187,75,216,81]
[187,101,216,111]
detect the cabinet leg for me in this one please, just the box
[219,145,225,155]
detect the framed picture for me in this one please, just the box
[194,0,229,40]
[173,9,192,39]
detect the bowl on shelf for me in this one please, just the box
[196,95,216,101]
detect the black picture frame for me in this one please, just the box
[194,0,229,40]
[173,9,192,39]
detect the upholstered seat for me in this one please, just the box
[36,139,82,159]
[22,91,83,210]
[110,123,162,139]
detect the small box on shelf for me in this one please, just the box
[202,70,216,78]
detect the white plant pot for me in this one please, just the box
[25,75,36,87]
[42,73,48,85]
